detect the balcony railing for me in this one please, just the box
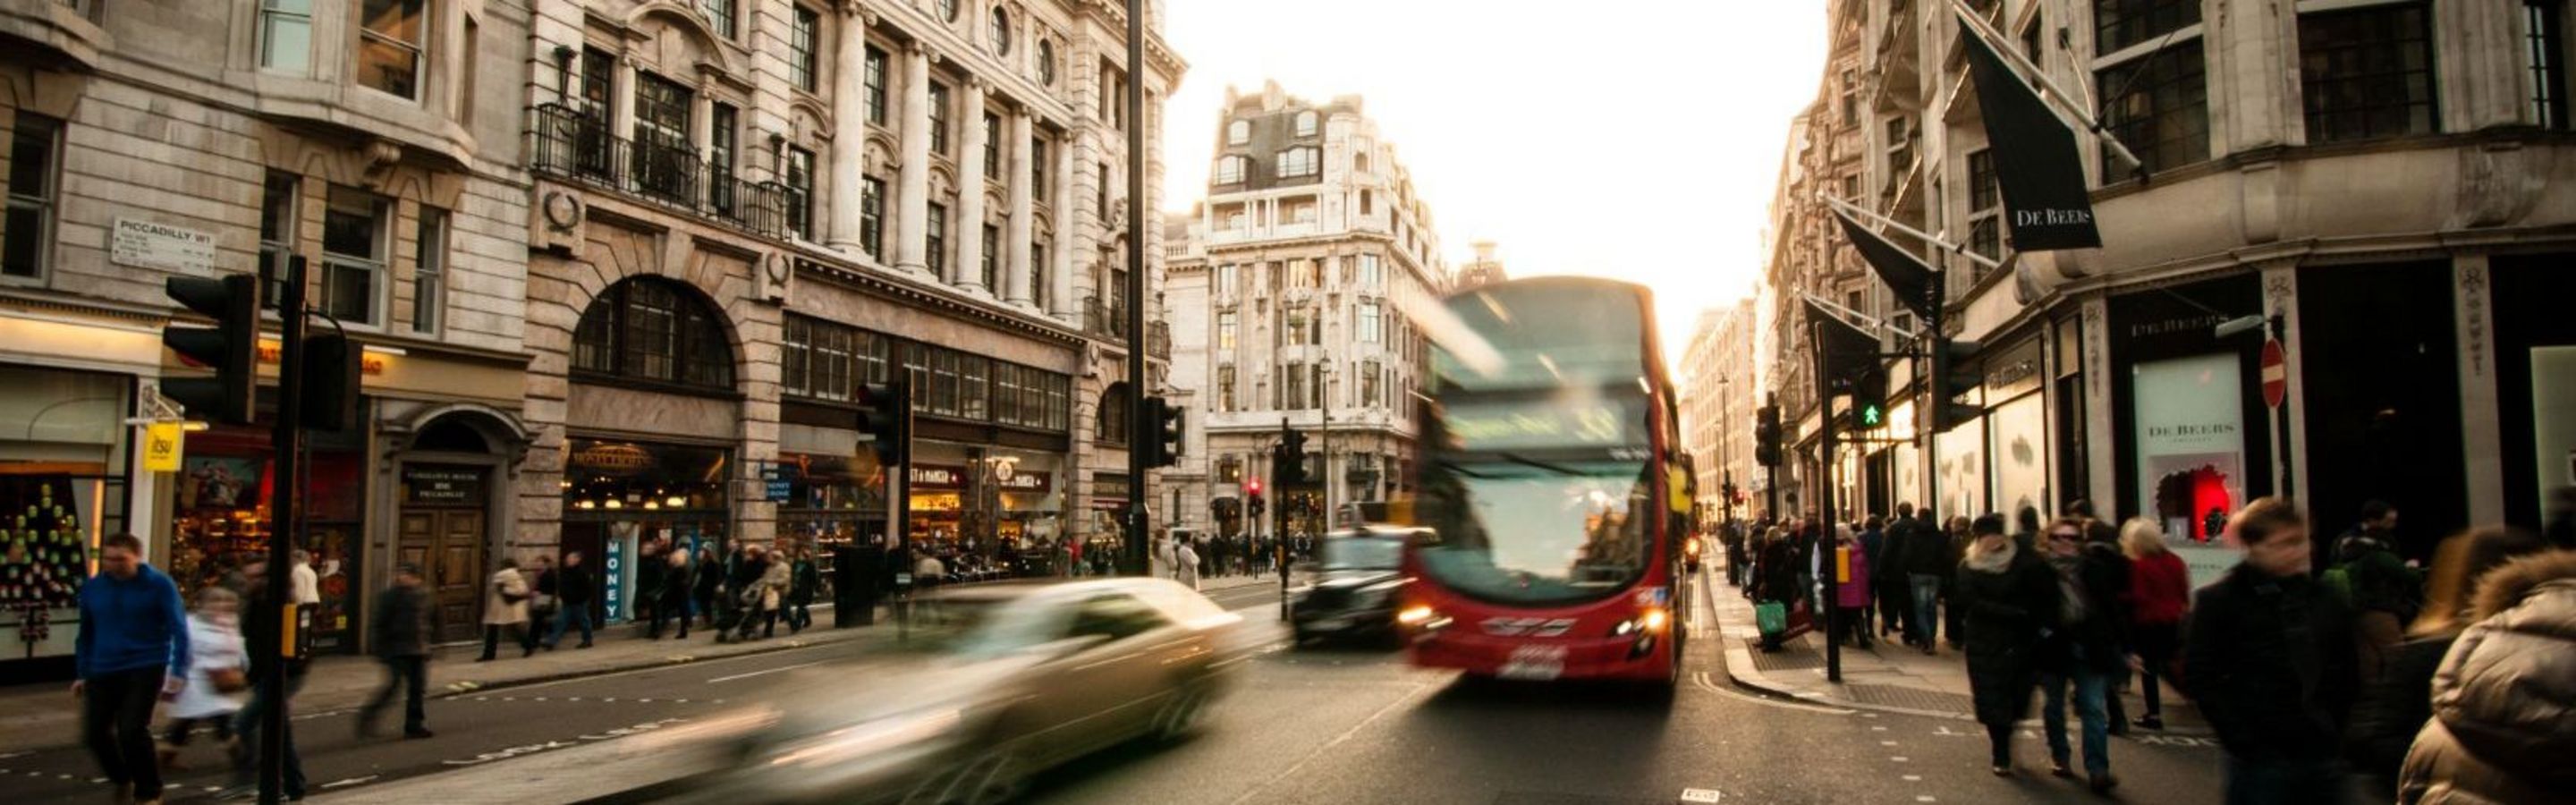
[527,104,792,240]
[1148,320,1171,360]
[1084,295,1129,341]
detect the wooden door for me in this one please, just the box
[398,509,487,642]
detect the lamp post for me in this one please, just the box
[1318,359,1335,532]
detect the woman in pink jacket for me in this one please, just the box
[1835,524,1874,649]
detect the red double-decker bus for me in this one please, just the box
[1396,276,1696,689]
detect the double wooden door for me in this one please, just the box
[398,509,487,643]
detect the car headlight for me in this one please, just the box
[766,708,963,769]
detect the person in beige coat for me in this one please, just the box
[2398,548,2576,804]
[479,558,535,661]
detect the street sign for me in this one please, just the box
[2260,339,2287,408]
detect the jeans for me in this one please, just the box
[360,655,428,733]
[546,603,595,648]
[231,672,308,798]
[1909,573,1943,646]
[2225,755,2350,805]
[2040,665,2114,776]
[81,665,165,800]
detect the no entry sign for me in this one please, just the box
[2261,339,2287,409]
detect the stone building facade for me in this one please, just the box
[1680,298,1759,523]
[1763,0,2576,555]
[1167,81,1446,539]
[517,0,1185,596]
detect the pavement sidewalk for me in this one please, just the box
[0,603,887,754]
[1707,569,2210,736]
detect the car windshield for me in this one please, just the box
[894,597,1028,657]
[1318,537,1404,571]
[1413,457,1653,606]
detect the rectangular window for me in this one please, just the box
[1099,62,1125,129]
[813,319,852,401]
[785,145,815,240]
[321,185,390,326]
[1361,360,1380,407]
[632,72,695,203]
[856,329,890,385]
[258,172,297,292]
[1216,264,1237,297]
[960,356,989,420]
[929,81,952,155]
[1840,69,1859,126]
[927,202,948,277]
[791,5,819,93]
[983,114,1001,179]
[1218,311,1237,351]
[930,350,961,417]
[781,317,812,396]
[902,343,929,414]
[259,0,314,74]
[1359,253,1381,286]
[710,102,739,216]
[993,363,1021,425]
[1275,148,1318,178]
[1032,242,1050,309]
[1031,137,1047,196]
[2097,39,2208,175]
[1218,364,1236,411]
[860,176,886,259]
[2300,4,2438,144]
[980,224,1000,289]
[4,113,63,281]
[1284,362,1305,411]
[1359,301,1381,343]
[411,207,446,335]
[1967,148,2001,261]
[865,45,889,124]
[2532,1,2571,129]
[357,0,427,99]
[1096,161,1109,216]
[1310,363,1326,410]
[703,0,737,40]
[2095,0,2201,55]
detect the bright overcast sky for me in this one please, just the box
[1161,0,1829,359]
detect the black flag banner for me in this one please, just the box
[1803,299,1885,395]
[1830,208,1938,321]
[1957,13,2102,251]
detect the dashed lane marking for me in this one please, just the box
[1889,757,1909,762]
[1880,741,1898,746]
[1915,797,1936,802]
[1678,789,1723,802]
[1901,775,1921,781]
[321,775,380,790]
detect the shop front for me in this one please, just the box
[168,416,369,653]
[2109,274,2273,547]
[0,365,135,682]
[559,437,732,624]
[907,445,1061,562]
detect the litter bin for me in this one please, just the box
[833,544,886,628]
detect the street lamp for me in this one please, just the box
[1318,359,1335,531]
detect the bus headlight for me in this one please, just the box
[1612,607,1671,637]
[1397,605,1442,629]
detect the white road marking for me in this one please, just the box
[1880,741,1898,746]
[1902,775,1921,781]
[1889,757,1909,762]
[1679,788,1724,802]
[1870,725,1887,731]
[90,776,106,784]
[702,664,797,682]
[1916,797,1936,802]
[321,775,380,789]
[204,785,224,792]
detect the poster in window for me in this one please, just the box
[1988,394,2049,523]
[1,476,87,611]
[180,456,267,510]
[2133,352,2245,545]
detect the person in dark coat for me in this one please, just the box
[1876,509,1913,643]
[1942,514,1974,648]
[2344,526,2548,799]
[693,546,724,629]
[2185,497,2359,805]
[2397,548,2576,804]
[359,564,434,739]
[2035,517,2130,792]
[1897,505,1949,652]
[1756,527,1802,651]
[542,551,596,649]
[725,546,770,642]
[634,538,665,624]
[651,548,693,640]
[785,547,820,634]
[1953,513,2058,777]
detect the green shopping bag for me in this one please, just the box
[1755,601,1788,636]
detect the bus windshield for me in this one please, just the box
[1414,279,1658,606]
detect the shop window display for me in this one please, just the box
[2,479,88,648]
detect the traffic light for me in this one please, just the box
[1277,428,1309,485]
[1248,490,1267,521]
[162,271,266,425]
[1754,404,1782,468]
[859,379,912,464]
[301,333,363,431]
[1852,369,1888,430]
[1140,395,1183,468]
[1929,336,1983,433]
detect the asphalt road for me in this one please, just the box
[10,574,2230,803]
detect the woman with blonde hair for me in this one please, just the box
[2119,518,2189,731]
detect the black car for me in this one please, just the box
[1290,528,1414,645]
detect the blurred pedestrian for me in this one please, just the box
[635,538,666,625]
[542,551,595,649]
[479,558,534,661]
[160,587,244,772]
[727,545,772,642]
[2036,517,2127,792]
[1899,504,1951,653]
[527,554,557,638]
[1833,524,1872,649]
[289,548,318,610]
[2120,517,2190,731]
[755,546,791,639]
[358,564,434,740]
[1755,527,1801,652]
[2332,499,2420,688]
[225,556,308,801]
[2396,548,2576,803]
[650,549,693,640]
[786,547,819,634]
[1955,513,2056,777]
[2015,505,2044,552]
[1877,510,1912,643]
[74,533,189,805]
[2345,527,2548,798]
[1944,514,1973,647]
[2186,497,2359,805]
[693,546,723,628]
[2545,487,2575,550]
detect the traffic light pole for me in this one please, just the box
[1923,281,1945,534]
[1122,0,1149,577]
[1808,316,1842,684]
[258,254,308,804]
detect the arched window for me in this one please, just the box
[937,0,960,22]
[1293,110,1319,137]
[1226,119,1250,145]
[1038,39,1057,86]
[571,277,736,391]
[989,8,1011,55]
[1097,383,1131,445]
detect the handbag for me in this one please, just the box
[1755,601,1788,636]
[208,666,249,693]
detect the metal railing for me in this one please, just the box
[1148,320,1171,359]
[527,104,793,240]
[1083,295,1128,341]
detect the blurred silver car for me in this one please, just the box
[667,577,1249,805]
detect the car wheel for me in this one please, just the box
[1149,680,1215,743]
[904,746,1026,805]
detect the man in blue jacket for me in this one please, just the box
[74,533,190,805]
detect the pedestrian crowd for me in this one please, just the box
[1724,487,2576,803]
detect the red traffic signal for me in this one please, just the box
[1246,478,1263,495]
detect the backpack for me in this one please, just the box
[2320,564,2355,606]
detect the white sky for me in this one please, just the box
[1160,0,1829,361]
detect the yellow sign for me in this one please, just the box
[143,422,184,472]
